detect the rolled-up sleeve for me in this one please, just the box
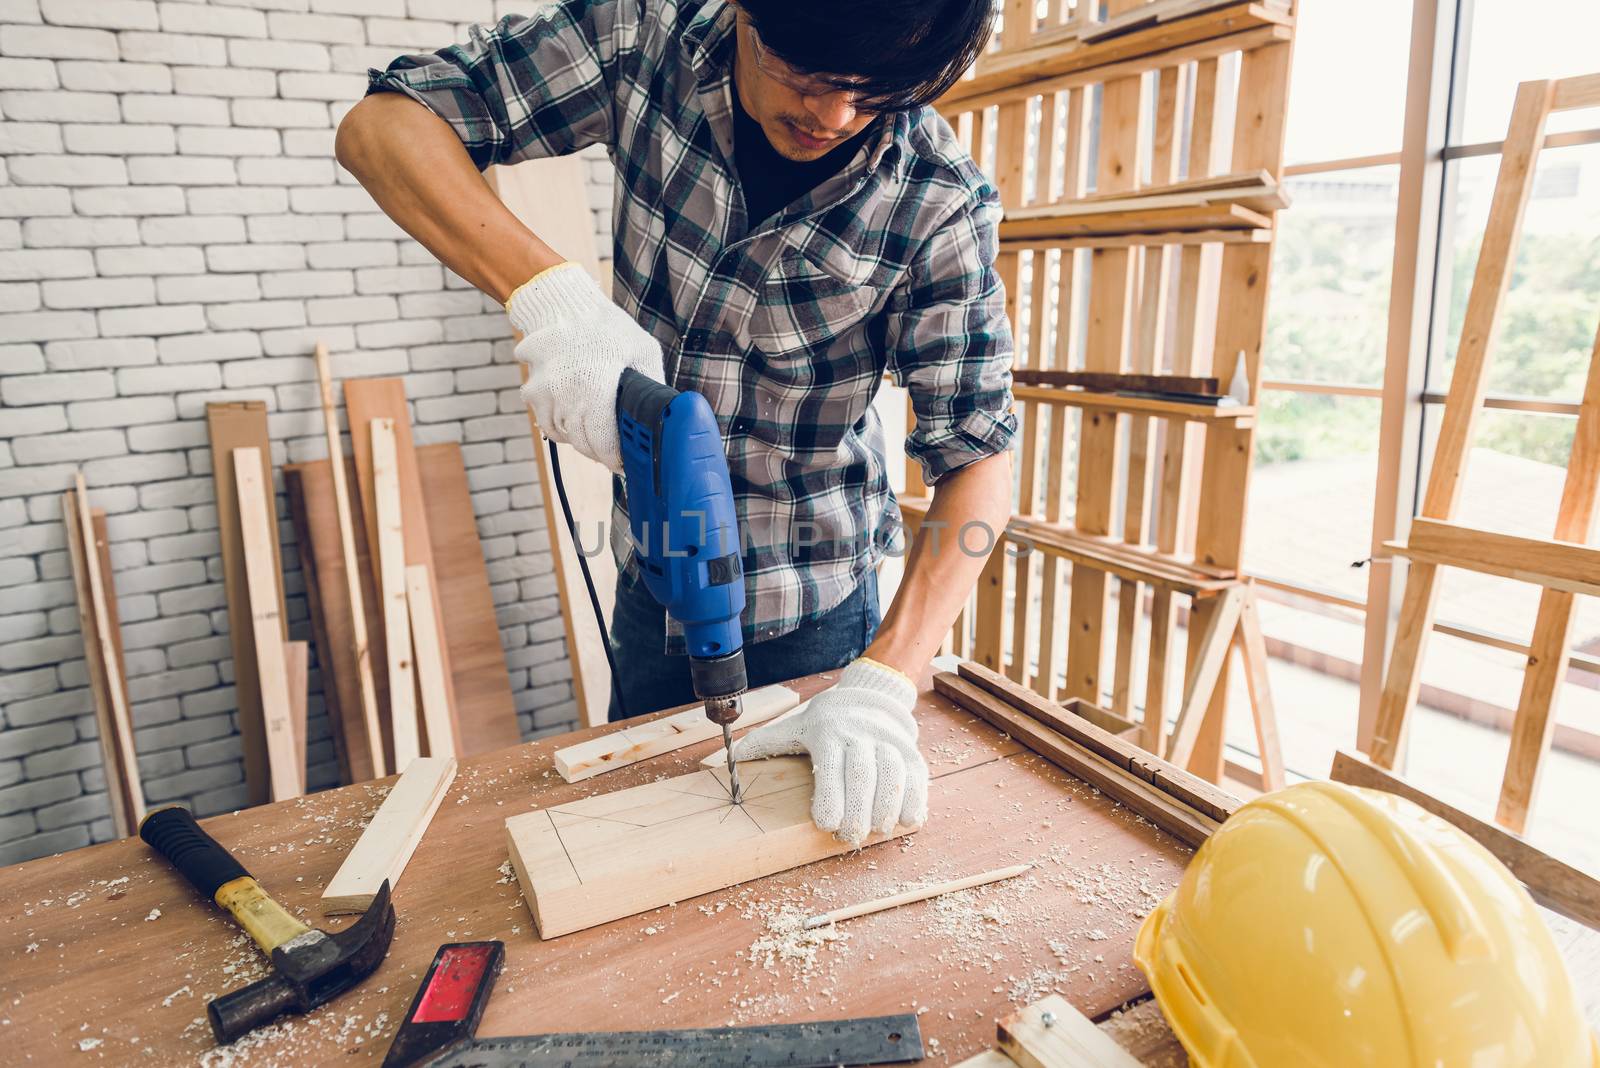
[366,0,639,170]
[885,187,1017,483]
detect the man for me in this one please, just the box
[337,0,1015,846]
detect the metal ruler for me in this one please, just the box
[382,941,923,1068]
[437,1018,923,1067]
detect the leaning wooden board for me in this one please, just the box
[286,444,518,782]
[0,668,1199,1064]
[344,378,463,754]
[205,401,286,807]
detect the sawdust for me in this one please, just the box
[145,908,162,922]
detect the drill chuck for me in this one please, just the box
[689,648,746,718]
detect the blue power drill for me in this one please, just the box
[615,368,748,801]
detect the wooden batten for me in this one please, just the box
[553,684,802,783]
[322,756,457,914]
[206,401,284,805]
[998,994,1143,1068]
[370,418,419,769]
[61,487,144,836]
[232,448,303,801]
[405,564,456,760]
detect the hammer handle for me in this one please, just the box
[140,805,250,901]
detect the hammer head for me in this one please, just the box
[208,881,395,1044]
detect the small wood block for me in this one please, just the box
[554,685,802,783]
[321,756,458,914]
[506,756,913,937]
[699,700,809,768]
[953,1053,1020,1068]
[233,448,302,802]
[998,995,1142,1068]
[405,564,455,760]
[371,418,419,769]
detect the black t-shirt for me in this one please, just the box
[730,89,874,227]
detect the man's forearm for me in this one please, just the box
[865,450,1013,678]
[336,93,563,303]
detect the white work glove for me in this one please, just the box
[729,657,929,846]
[506,262,665,473]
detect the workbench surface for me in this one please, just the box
[2,669,1195,1065]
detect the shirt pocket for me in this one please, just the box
[746,243,883,359]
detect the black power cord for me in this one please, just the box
[546,438,628,720]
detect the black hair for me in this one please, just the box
[735,0,995,112]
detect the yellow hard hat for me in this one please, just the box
[1134,781,1598,1068]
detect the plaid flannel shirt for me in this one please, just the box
[369,0,1015,646]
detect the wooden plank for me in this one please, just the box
[1234,585,1284,790]
[1368,561,1442,767]
[1013,369,1220,395]
[1013,169,1279,214]
[506,756,917,938]
[285,639,309,785]
[61,491,140,837]
[998,994,1143,1068]
[942,3,1292,109]
[233,448,303,802]
[1012,384,1251,422]
[1331,750,1600,930]
[1387,518,1600,597]
[284,459,391,783]
[405,564,455,761]
[414,444,521,754]
[370,418,419,769]
[553,684,801,783]
[206,401,283,805]
[957,660,1239,822]
[315,342,386,778]
[934,672,1219,847]
[345,378,462,749]
[321,756,458,914]
[1001,227,1272,255]
[1165,584,1244,768]
[953,1053,1019,1068]
[1001,200,1271,241]
[88,509,141,830]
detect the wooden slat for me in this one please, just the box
[934,673,1219,848]
[405,564,455,761]
[206,401,283,805]
[232,448,302,801]
[1330,750,1600,929]
[88,510,141,830]
[1001,225,1273,254]
[943,3,1292,109]
[1551,72,1600,112]
[1012,384,1252,421]
[321,756,457,914]
[285,639,308,780]
[1497,318,1600,831]
[370,418,419,769]
[1165,584,1244,768]
[1013,369,1220,395]
[62,490,142,836]
[1234,584,1284,790]
[957,660,1239,821]
[284,459,391,782]
[315,343,386,778]
[1000,200,1271,241]
[345,378,462,749]
[1386,518,1600,597]
[554,685,801,783]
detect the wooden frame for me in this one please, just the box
[1369,73,1600,835]
[918,0,1294,789]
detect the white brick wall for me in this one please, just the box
[0,0,616,866]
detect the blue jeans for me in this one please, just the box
[607,568,881,721]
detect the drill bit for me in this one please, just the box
[722,723,740,804]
